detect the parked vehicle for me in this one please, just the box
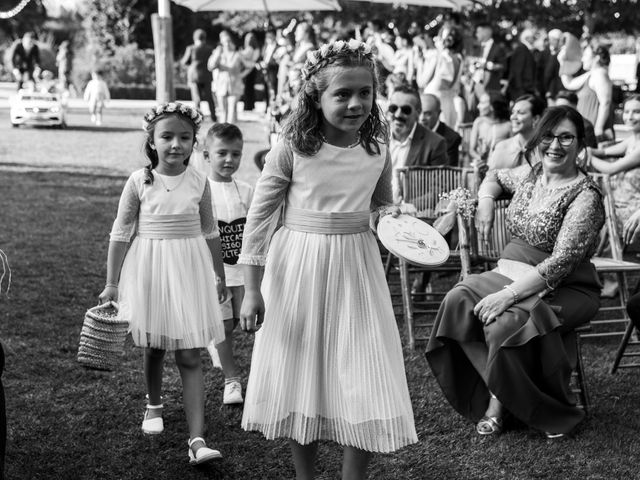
[10,90,67,128]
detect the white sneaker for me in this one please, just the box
[223,380,243,405]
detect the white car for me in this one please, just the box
[10,90,67,128]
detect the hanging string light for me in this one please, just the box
[0,0,32,19]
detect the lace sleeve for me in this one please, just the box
[238,141,293,266]
[109,174,140,242]
[484,163,532,195]
[371,146,394,211]
[200,180,219,239]
[536,187,605,288]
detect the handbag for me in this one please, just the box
[77,301,128,371]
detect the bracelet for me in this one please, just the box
[105,283,118,289]
[503,285,519,303]
[478,194,495,201]
[216,276,225,285]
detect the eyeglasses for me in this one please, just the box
[388,104,413,115]
[540,132,576,147]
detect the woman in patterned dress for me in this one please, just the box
[426,106,605,439]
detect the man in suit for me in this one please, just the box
[420,93,462,166]
[387,85,448,202]
[473,23,506,96]
[181,29,216,121]
[506,29,537,103]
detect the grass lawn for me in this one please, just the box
[2,112,640,479]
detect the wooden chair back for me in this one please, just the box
[397,166,473,220]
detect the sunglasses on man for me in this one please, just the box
[388,104,413,115]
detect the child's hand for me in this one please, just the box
[381,205,402,218]
[239,290,265,333]
[98,285,118,304]
[216,280,227,303]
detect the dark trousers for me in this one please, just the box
[243,68,258,111]
[189,81,216,121]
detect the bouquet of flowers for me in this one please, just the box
[433,187,476,235]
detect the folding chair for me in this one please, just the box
[394,166,474,349]
[587,173,640,372]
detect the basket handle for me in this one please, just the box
[89,300,119,313]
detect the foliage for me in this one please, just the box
[80,0,144,54]
[71,42,155,92]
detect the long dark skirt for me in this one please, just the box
[426,239,600,434]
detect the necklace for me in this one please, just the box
[320,132,361,149]
[155,170,186,192]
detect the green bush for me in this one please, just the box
[72,42,155,93]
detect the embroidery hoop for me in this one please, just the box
[378,214,450,266]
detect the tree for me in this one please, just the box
[80,0,143,54]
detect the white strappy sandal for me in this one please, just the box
[141,396,164,435]
[188,437,222,465]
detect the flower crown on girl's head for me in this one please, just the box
[142,102,203,131]
[301,39,373,81]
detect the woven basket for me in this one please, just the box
[77,301,128,371]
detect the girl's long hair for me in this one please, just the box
[280,46,387,157]
[142,113,199,184]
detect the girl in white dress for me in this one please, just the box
[239,39,418,479]
[99,102,227,466]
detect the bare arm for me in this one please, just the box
[98,241,128,303]
[591,71,612,136]
[560,71,590,91]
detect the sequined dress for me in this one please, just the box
[238,140,418,452]
[426,163,605,434]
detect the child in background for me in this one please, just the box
[202,123,254,405]
[239,39,417,479]
[99,102,227,465]
[83,69,110,126]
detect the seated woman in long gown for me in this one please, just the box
[426,105,605,439]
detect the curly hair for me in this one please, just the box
[280,40,387,157]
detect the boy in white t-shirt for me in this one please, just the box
[202,123,254,404]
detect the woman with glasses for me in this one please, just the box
[426,106,604,439]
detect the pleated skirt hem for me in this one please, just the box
[242,412,418,453]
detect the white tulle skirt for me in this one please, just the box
[118,236,225,350]
[241,228,418,453]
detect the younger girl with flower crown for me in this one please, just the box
[99,102,227,465]
[239,39,418,479]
